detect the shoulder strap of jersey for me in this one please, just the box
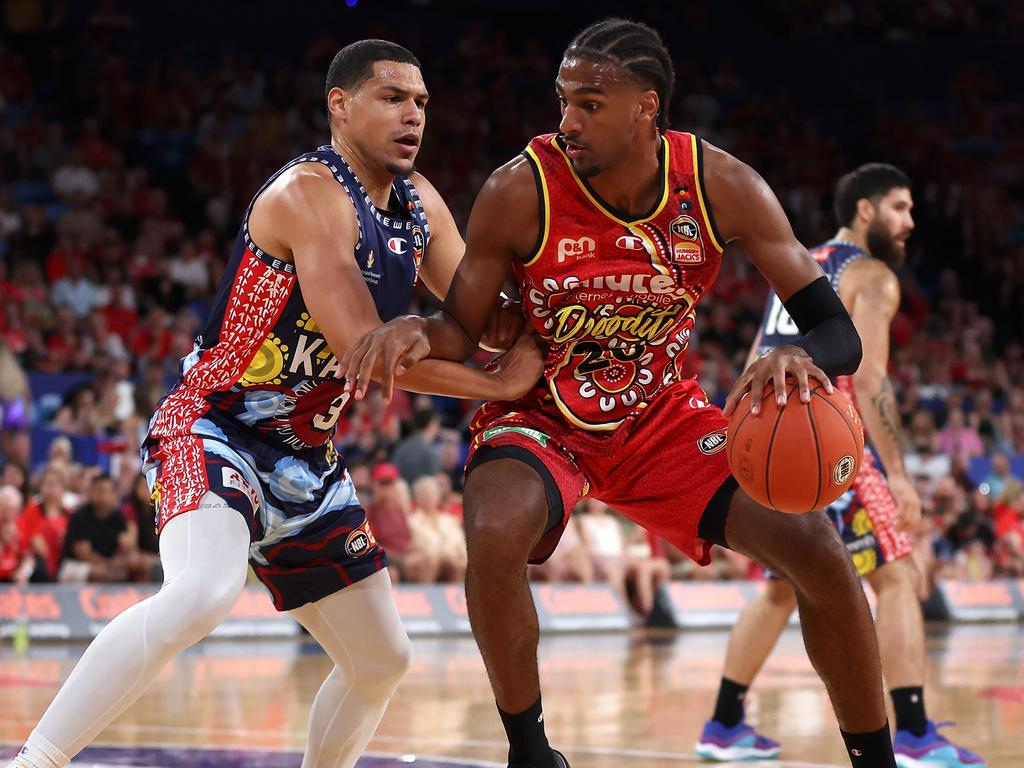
[242,146,365,258]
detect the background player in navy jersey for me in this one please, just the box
[697,164,985,767]
[343,19,900,768]
[8,41,541,768]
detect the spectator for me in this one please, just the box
[0,485,31,584]
[529,516,592,584]
[364,463,434,583]
[391,409,441,486]
[121,473,159,559]
[936,407,985,462]
[409,475,467,583]
[58,473,154,583]
[982,452,1018,499]
[17,467,71,581]
[905,410,952,493]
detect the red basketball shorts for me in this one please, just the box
[465,379,733,565]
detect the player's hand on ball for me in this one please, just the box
[723,344,833,417]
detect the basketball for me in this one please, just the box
[727,380,865,513]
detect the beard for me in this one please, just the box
[866,220,906,270]
[572,158,602,178]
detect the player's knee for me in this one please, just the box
[178,569,247,640]
[354,628,412,699]
[464,500,542,566]
[869,556,919,596]
[777,512,851,584]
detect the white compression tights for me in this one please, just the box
[11,493,411,768]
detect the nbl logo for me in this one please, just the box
[833,455,856,485]
[697,430,728,455]
[670,216,699,240]
[345,522,378,557]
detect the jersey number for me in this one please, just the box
[764,294,800,337]
[572,341,645,375]
[312,393,350,431]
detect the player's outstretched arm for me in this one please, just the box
[339,156,539,396]
[703,143,862,416]
[249,164,541,403]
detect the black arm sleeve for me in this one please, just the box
[782,276,863,378]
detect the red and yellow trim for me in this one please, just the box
[522,145,551,267]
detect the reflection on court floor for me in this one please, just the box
[2,624,1021,767]
[1,747,502,768]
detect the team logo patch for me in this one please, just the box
[345,521,378,557]
[697,430,728,455]
[222,467,260,513]
[670,215,700,240]
[669,215,704,264]
[481,425,550,447]
[833,454,857,485]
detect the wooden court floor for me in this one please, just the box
[2,624,1022,767]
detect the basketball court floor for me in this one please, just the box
[3,623,1022,767]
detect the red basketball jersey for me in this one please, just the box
[517,131,725,430]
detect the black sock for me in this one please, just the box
[498,695,553,766]
[890,686,928,736]
[711,677,748,727]
[841,722,897,768]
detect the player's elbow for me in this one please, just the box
[834,316,862,377]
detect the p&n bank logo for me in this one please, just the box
[557,236,596,263]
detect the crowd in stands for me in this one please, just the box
[0,1,1021,612]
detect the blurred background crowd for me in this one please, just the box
[0,0,1021,614]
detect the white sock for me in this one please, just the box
[5,730,68,768]
[16,495,250,761]
[291,568,411,768]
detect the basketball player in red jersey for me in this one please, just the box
[343,19,894,768]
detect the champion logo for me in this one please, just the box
[615,234,645,251]
[387,237,407,254]
[851,748,863,757]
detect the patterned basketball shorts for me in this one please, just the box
[143,435,387,610]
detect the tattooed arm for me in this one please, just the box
[843,259,921,531]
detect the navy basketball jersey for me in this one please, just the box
[756,239,866,355]
[146,145,430,458]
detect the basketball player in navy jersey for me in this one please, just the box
[8,41,541,768]
[698,164,984,767]
[342,20,903,768]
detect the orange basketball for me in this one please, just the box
[727,380,865,513]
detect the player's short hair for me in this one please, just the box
[833,163,911,227]
[325,39,420,97]
[564,18,675,132]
